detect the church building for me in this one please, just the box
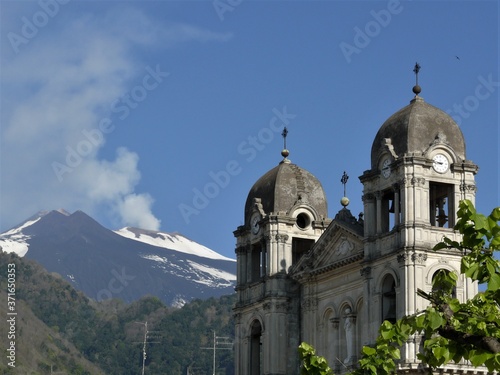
[232,71,484,375]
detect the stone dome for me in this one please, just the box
[371,96,466,169]
[244,160,328,226]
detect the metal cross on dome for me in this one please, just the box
[413,62,421,86]
[282,127,288,150]
[341,171,349,197]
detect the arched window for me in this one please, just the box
[250,243,263,281]
[381,275,396,324]
[321,308,339,369]
[250,320,262,375]
[432,269,456,298]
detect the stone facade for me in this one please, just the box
[233,93,484,375]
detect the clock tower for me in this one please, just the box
[233,129,331,375]
[358,72,479,363]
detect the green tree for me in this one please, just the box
[298,342,334,375]
[300,200,500,374]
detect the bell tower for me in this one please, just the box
[233,129,331,375]
[359,64,479,367]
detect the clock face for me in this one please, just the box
[432,153,449,173]
[381,158,391,178]
[251,215,260,234]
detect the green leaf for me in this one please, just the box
[428,309,444,330]
[474,213,490,232]
[491,235,500,247]
[488,273,500,291]
[362,346,376,356]
[434,346,450,362]
[469,351,492,367]
[433,242,449,250]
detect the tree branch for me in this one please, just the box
[438,325,500,354]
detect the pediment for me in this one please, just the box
[292,219,364,278]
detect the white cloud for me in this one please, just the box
[0,6,231,231]
[117,193,161,231]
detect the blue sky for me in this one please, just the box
[1,0,498,259]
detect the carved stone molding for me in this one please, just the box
[263,300,289,312]
[398,252,428,264]
[411,253,428,264]
[302,297,318,311]
[338,239,354,256]
[362,193,376,202]
[460,183,477,192]
[411,176,425,186]
[397,253,408,264]
[360,266,372,278]
[329,317,340,329]
[235,246,247,255]
[402,176,425,186]
[275,233,289,243]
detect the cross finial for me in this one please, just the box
[412,62,422,96]
[341,171,349,197]
[282,127,288,149]
[413,62,421,85]
[280,127,290,160]
[340,171,350,207]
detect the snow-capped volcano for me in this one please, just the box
[0,210,236,306]
[0,209,71,256]
[115,227,235,262]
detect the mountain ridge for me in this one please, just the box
[0,209,236,307]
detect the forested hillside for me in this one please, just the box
[0,252,235,374]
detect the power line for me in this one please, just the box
[201,331,232,375]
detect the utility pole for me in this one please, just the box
[141,321,147,375]
[201,331,232,375]
[134,321,161,375]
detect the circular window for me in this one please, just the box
[296,213,310,229]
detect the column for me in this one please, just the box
[393,184,400,227]
[329,318,340,373]
[376,191,383,234]
[343,308,357,365]
[362,193,376,237]
[261,237,268,276]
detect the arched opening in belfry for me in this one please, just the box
[380,188,400,232]
[250,320,262,375]
[429,182,454,228]
[250,243,264,281]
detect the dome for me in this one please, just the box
[371,96,466,169]
[244,160,328,226]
